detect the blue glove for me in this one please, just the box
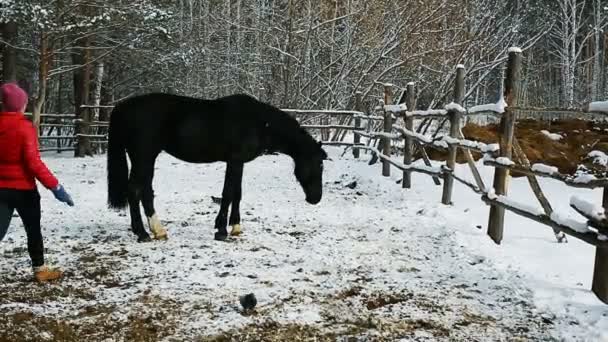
[52,185,74,206]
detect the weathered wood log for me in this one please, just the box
[382,85,393,177]
[592,187,608,304]
[353,92,362,158]
[481,195,605,248]
[512,138,567,243]
[484,160,608,189]
[458,131,486,192]
[358,146,444,178]
[442,66,465,205]
[488,48,521,244]
[403,82,415,188]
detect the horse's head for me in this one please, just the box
[294,141,328,204]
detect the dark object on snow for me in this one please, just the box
[239,293,257,311]
[345,181,357,189]
[106,93,328,243]
[211,196,222,204]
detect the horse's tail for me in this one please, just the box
[107,104,129,209]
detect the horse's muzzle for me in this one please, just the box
[306,195,321,205]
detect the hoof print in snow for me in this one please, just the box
[541,314,555,325]
[468,256,485,266]
[345,181,357,189]
[181,221,190,227]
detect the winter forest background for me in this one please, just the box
[1,0,607,118]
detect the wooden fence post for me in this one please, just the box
[382,85,393,177]
[592,187,608,303]
[441,65,465,205]
[487,48,522,244]
[403,82,415,188]
[75,106,92,157]
[353,91,362,158]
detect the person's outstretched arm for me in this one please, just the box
[21,124,74,206]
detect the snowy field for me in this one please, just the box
[0,146,607,341]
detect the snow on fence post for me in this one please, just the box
[442,65,465,205]
[353,92,362,159]
[487,48,522,244]
[403,82,416,188]
[382,85,393,177]
[592,187,608,303]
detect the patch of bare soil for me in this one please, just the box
[422,119,608,177]
[0,294,181,342]
[0,246,181,342]
[202,288,548,342]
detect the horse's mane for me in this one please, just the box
[258,100,319,154]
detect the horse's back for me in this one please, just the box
[110,92,290,163]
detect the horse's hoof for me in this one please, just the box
[137,235,153,243]
[153,230,169,241]
[214,232,228,241]
[230,224,242,236]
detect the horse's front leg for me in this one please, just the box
[228,162,244,236]
[214,162,238,241]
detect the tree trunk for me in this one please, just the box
[282,0,294,107]
[91,62,104,153]
[2,22,17,83]
[91,62,104,119]
[73,36,93,157]
[592,0,604,101]
[32,33,51,130]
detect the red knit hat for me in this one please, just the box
[1,83,28,112]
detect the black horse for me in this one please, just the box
[106,93,328,242]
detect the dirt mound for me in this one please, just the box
[422,119,608,176]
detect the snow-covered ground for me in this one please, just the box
[0,146,606,341]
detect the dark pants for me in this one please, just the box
[0,188,44,267]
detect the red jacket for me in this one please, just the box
[0,112,59,190]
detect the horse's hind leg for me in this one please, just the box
[214,162,243,241]
[140,165,167,241]
[228,163,244,236]
[128,170,151,242]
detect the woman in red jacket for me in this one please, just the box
[0,83,74,282]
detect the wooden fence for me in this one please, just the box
[350,49,608,304]
[30,48,608,304]
[31,111,108,153]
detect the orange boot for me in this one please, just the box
[33,265,63,282]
